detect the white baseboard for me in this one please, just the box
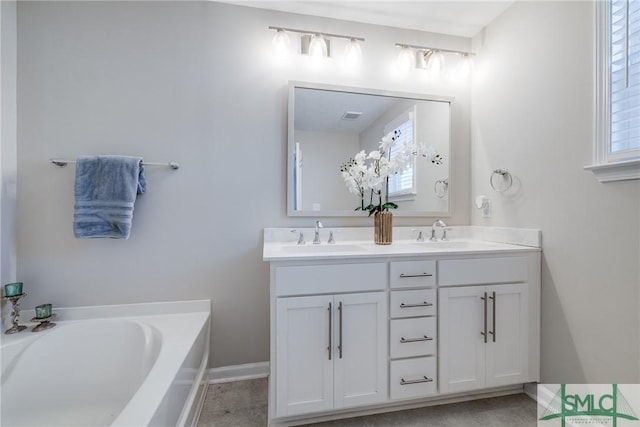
[523,382,538,401]
[208,361,270,384]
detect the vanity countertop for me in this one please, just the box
[263,226,541,262]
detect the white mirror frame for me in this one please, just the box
[287,81,454,217]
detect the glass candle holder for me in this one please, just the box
[4,282,23,297]
[35,303,52,319]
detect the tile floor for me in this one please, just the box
[197,378,538,426]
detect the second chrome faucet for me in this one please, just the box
[430,219,448,241]
[313,221,323,244]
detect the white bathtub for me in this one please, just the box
[1,300,210,427]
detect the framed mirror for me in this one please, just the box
[287,81,452,217]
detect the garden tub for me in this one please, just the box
[1,300,210,427]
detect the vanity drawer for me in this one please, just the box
[390,357,437,400]
[438,256,527,286]
[390,260,436,288]
[275,263,386,296]
[390,317,436,359]
[390,289,436,318]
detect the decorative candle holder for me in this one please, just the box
[4,282,23,297]
[35,303,52,319]
[30,312,57,332]
[2,292,27,334]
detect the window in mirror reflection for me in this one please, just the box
[386,107,417,200]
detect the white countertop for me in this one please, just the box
[263,226,541,261]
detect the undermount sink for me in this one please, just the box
[402,240,495,250]
[280,244,367,253]
[409,240,481,249]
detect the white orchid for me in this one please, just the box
[340,129,441,215]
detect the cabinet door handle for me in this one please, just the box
[328,302,332,361]
[399,273,433,278]
[400,335,433,343]
[400,376,433,385]
[489,291,496,342]
[480,292,487,343]
[338,301,343,359]
[400,302,433,308]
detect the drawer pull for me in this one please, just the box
[400,335,433,343]
[400,302,433,308]
[399,273,433,278]
[400,376,433,385]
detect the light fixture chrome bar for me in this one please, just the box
[269,26,364,42]
[395,43,475,56]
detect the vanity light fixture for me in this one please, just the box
[396,45,415,71]
[272,28,291,58]
[395,43,475,77]
[457,52,475,79]
[306,34,329,58]
[343,38,363,69]
[269,26,364,61]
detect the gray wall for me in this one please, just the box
[16,1,471,368]
[471,1,640,382]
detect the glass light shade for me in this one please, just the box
[343,39,362,69]
[457,53,474,79]
[309,34,328,58]
[272,29,291,58]
[427,50,445,76]
[397,46,414,71]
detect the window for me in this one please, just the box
[385,107,417,199]
[588,0,640,181]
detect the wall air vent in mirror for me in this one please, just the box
[342,111,363,120]
[287,81,453,217]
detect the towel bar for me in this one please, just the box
[50,159,180,170]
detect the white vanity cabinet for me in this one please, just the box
[265,232,540,427]
[438,257,532,394]
[272,263,388,418]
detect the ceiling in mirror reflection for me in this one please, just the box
[295,90,398,133]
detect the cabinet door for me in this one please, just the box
[276,295,334,417]
[438,286,486,394]
[333,292,388,409]
[485,283,529,387]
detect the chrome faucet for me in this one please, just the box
[313,221,323,244]
[430,219,447,241]
[291,229,305,245]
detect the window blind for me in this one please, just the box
[609,0,640,157]
[388,118,416,196]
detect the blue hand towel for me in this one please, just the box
[73,155,146,239]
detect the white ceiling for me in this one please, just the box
[219,1,515,37]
